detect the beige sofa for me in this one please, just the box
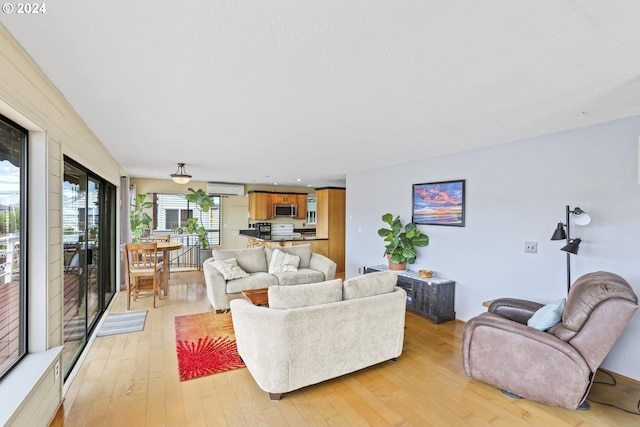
[230,271,406,400]
[203,244,337,312]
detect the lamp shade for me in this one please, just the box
[561,238,582,254]
[571,208,591,226]
[551,223,567,240]
[170,163,192,184]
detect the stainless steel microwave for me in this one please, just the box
[274,204,297,217]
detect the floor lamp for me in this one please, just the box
[550,205,591,293]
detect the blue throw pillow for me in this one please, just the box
[527,298,566,331]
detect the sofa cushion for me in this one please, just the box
[226,272,279,294]
[268,248,300,273]
[212,258,249,280]
[343,271,397,300]
[265,244,312,269]
[273,269,325,286]
[268,279,343,309]
[213,246,267,273]
[527,299,566,331]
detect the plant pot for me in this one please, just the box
[387,254,407,271]
[199,248,212,265]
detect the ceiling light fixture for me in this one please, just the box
[170,163,192,184]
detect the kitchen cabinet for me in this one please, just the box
[316,187,345,275]
[249,192,273,220]
[272,194,297,204]
[295,194,307,219]
[248,191,308,220]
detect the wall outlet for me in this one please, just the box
[54,361,60,380]
[524,241,538,253]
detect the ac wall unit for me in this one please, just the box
[207,182,245,196]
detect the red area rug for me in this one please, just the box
[174,312,245,381]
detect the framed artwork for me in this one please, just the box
[412,179,465,226]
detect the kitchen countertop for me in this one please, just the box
[239,229,327,242]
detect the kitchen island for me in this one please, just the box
[238,229,329,258]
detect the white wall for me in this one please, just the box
[346,115,640,380]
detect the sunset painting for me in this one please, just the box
[412,180,465,226]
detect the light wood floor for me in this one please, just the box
[50,271,640,427]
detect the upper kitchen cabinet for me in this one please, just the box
[249,191,273,220]
[248,191,308,220]
[272,193,296,204]
[295,194,307,219]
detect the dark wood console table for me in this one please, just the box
[365,265,455,324]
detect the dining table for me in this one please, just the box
[155,240,182,296]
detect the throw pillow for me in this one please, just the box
[268,279,343,309]
[527,298,566,331]
[268,248,301,274]
[266,244,312,269]
[343,271,397,300]
[212,258,250,280]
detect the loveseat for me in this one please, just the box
[230,271,406,400]
[203,244,337,312]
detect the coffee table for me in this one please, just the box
[242,288,269,306]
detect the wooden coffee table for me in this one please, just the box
[242,288,269,306]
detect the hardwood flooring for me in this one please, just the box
[50,271,640,426]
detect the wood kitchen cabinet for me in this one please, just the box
[272,194,297,204]
[249,191,273,220]
[249,191,308,220]
[295,194,307,219]
[316,187,345,275]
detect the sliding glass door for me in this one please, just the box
[62,158,116,379]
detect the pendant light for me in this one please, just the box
[170,163,192,184]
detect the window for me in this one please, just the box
[0,115,27,379]
[165,208,194,230]
[154,193,221,246]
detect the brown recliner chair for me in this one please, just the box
[462,271,638,410]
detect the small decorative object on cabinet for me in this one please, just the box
[365,264,455,323]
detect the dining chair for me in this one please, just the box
[147,234,171,242]
[147,234,171,263]
[124,242,163,309]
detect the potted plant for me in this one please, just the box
[130,193,153,242]
[378,213,429,270]
[174,188,216,259]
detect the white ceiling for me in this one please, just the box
[3,1,640,187]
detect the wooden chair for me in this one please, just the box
[147,234,171,263]
[124,242,163,309]
[147,234,171,242]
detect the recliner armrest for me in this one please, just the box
[488,298,544,324]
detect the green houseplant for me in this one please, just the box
[174,188,215,250]
[130,193,153,242]
[378,213,429,270]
